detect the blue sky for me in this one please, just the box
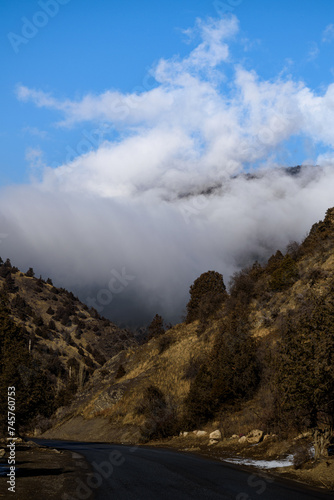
[0,0,333,187]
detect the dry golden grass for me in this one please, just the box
[73,318,220,430]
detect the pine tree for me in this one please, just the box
[186,271,226,323]
[0,294,55,434]
[147,314,165,340]
[26,267,35,277]
[273,288,334,429]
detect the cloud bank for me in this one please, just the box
[2,16,334,326]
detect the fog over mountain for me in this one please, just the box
[1,16,334,326]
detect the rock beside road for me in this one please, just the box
[246,429,264,444]
[209,430,222,440]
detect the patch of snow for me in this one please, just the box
[221,455,294,469]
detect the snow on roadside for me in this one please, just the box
[221,454,294,469]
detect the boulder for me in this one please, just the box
[209,439,219,445]
[0,449,5,458]
[231,434,239,439]
[246,429,264,444]
[209,430,221,440]
[238,436,247,444]
[195,430,207,437]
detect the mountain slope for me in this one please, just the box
[42,208,334,443]
[0,261,137,433]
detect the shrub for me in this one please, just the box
[293,444,312,469]
[48,320,56,330]
[115,364,126,379]
[266,250,284,274]
[269,255,299,291]
[75,328,83,339]
[92,349,106,366]
[184,364,216,427]
[229,263,262,307]
[34,315,44,327]
[136,385,178,441]
[157,334,174,354]
[182,355,202,380]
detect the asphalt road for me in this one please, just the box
[34,439,333,500]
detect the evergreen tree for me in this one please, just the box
[26,267,35,277]
[184,299,260,427]
[269,254,299,291]
[186,271,226,323]
[0,294,55,434]
[273,288,334,429]
[4,274,17,293]
[147,314,165,340]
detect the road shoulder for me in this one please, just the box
[0,439,93,500]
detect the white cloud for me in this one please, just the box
[16,85,65,109]
[2,15,334,326]
[25,147,46,183]
[322,24,334,43]
[306,42,319,61]
[22,126,48,139]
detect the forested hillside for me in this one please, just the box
[0,263,136,434]
[41,208,334,444]
[1,208,334,443]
